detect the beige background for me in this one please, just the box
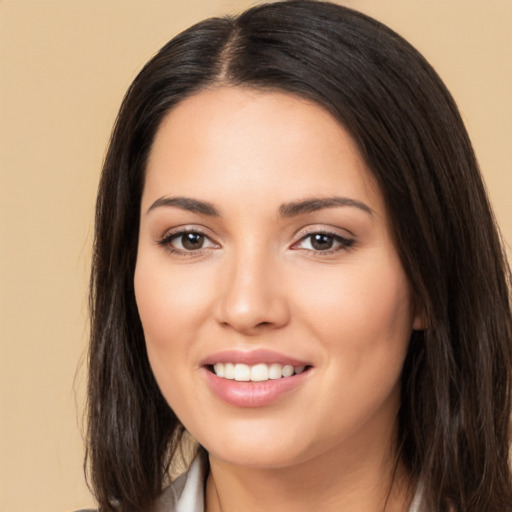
[0,1,510,511]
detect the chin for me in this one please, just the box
[195,422,319,470]
[207,444,303,469]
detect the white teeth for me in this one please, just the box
[250,363,269,382]
[212,362,307,381]
[213,363,224,378]
[224,363,235,380]
[268,363,282,380]
[234,363,250,381]
[282,365,294,377]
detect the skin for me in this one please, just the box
[134,86,423,512]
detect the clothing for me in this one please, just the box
[154,456,205,512]
[154,456,424,512]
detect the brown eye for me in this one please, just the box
[310,234,334,250]
[293,231,355,253]
[159,230,219,254]
[180,232,205,250]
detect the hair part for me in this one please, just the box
[86,2,512,511]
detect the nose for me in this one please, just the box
[214,246,290,335]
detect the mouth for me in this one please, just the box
[207,362,311,382]
[200,349,313,406]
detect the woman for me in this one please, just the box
[85,1,512,511]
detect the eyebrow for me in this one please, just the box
[146,195,373,217]
[147,196,220,216]
[279,197,374,217]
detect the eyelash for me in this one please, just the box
[292,229,355,255]
[157,228,355,257]
[157,228,217,257]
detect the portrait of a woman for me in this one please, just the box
[83,1,512,511]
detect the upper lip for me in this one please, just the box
[200,349,310,367]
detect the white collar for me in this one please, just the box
[157,456,423,512]
[156,456,205,512]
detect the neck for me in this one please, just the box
[205,432,413,512]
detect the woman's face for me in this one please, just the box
[135,87,422,469]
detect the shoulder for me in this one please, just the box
[71,456,205,512]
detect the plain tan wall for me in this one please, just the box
[0,1,510,511]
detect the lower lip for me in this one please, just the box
[202,367,310,408]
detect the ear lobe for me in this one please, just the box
[412,309,427,331]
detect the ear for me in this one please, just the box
[412,307,427,331]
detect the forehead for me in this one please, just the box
[143,86,382,215]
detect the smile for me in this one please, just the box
[212,362,306,382]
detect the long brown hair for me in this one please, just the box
[87,2,512,510]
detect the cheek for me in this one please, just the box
[133,256,214,417]
[293,252,413,366]
[135,257,210,337]
[133,254,215,383]
[294,256,413,429]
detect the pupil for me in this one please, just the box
[182,233,204,250]
[311,234,333,250]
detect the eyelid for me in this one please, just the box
[292,224,354,242]
[157,222,215,239]
[156,225,221,255]
[155,224,355,256]
[290,225,356,253]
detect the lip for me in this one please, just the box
[202,366,311,408]
[200,349,312,408]
[200,349,310,367]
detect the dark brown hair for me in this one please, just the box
[87,1,512,510]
